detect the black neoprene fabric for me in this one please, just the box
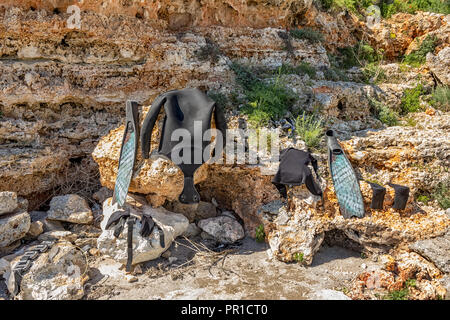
[140,88,227,203]
[272,148,322,198]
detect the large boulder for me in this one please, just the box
[0,211,31,248]
[97,197,189,265]
[0,191,18,216]
[6,242,88,300]
[409,231,450,274]
[47,194,93,224]
[427,46,450,86]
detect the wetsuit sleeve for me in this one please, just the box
[140,95,166,159]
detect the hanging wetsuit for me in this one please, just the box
[272,148,322,198]
[140,88,227,204]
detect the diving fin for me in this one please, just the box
[113,101,140,207]
[366,181,386,210]
[326,130,365,219]
[388,183,410,210]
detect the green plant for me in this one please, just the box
[324,67,349,81]
[295,113,323,149]
[402,115,417,127]
[207,91,229,110]
[381,0,450,18]
[369,97,399,126]
[293,252,304,263]
[405,278,417,288]
[416,194,430,204]
[289,27,324,43]
[385,288,409,300]
[433,180,450,210]
[430,85,450,112]
[276,63,317,79]
[400,84,424,114]
[231,63,298,127]
[255,224,265,243]
[403,35,437,67]
[362,62,387,83]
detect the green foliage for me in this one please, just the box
[337,41,382,69]
[295,113,323,149]
[381,0,450,18]
[403,35,437,67]
[416,194,430,204]
[430,85,450,112]
[433,180,450,210]
[289,27,325,43]
[293,252,304,263]
[207,91,229,110]
[400,84,424,114]
[384,278,417,300]
[362,62,387,83]
[276,63,317,79]
[369,97,399,126]
[324,66,349,81]
[255,224,265,243]
[231,62,298,127]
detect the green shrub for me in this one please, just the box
[289,27,325,43]
[255,224,265,243]
[403,35,437,67]
[324,67,349,81]
[207,91,229,110]
[231,63,298,127]
[416,194,430,204]
[277,63,317,79]
[363,62,387,83]
[430,85,450,112]
[293,252,304,263]
[381,0,450,18]
[295,113,323,149]
[433,180,450,210]
[400,84,424,114]
[369,97,399,126]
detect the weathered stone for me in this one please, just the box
[25,221,44,239]
[166,201,217,222]
[47,194,93,224]
[349,251,446,300]
[92,187,113,204]
[427,46,450,86]
[0,211,31,248]
[409,231,450,273]
[97,197,189,265]
[6,242,88,300]
[198,216,245,244]
[182,223,202,238]
[310,289,351,300]
[0,191,18,215]
[38,231,77,243]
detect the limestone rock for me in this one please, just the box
[47,194,93,224]
[427,46,450,86]
[198,216,245,244]
[349,251,446,300]
[25,221,44,239]
[7,242,88,300]
[0,211,31,248]
[97,197,189,265]
[166,201,217,222]
[0,191,18,215]
[409,231,450,273]
[310,289,351,300]
[38,231,77,243]
[182,223,202,238]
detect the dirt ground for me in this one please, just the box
[83,237,381,300]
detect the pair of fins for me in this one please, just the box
[326,130,410,219]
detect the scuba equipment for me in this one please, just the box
[272,148,322,199]
[140,88,227,204]
[10,241,54,296]
[366,181,386,210]
[108,100,166,272]
[113,101,140,207]
[326,130,365,219]
[388,183,410,210]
